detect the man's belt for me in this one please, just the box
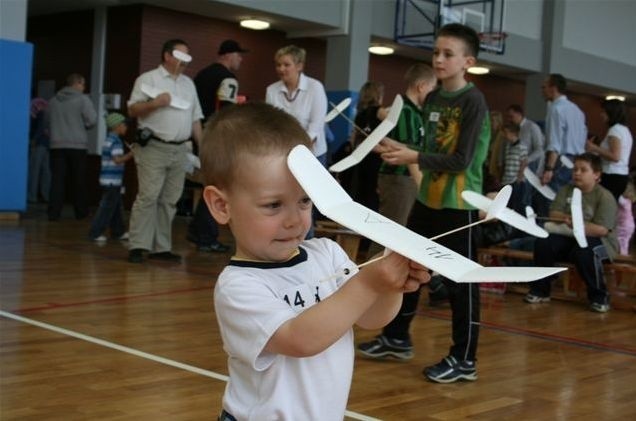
[150,134,188,145]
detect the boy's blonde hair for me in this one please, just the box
[200,102,312,189]
[275,45,306,64]
[404,63,435,87]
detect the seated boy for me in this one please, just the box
[524,153,618,312]
[199,102,430,419]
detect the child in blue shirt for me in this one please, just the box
[89,113,133,242]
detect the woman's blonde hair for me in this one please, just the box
[274,45,306,64]
[357,81,384,111]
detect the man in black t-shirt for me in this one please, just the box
[187,39,248,252]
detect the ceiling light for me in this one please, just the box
[467,66,490,75]
[240,19,270,30]
[368,45,394,55]
[605,95,625,102]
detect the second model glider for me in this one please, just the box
[329,94,403,173]
[289,145,564,283]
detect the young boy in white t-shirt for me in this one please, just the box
[199,102,430,420]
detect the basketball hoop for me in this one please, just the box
[478,31,507,54]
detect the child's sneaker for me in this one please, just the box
[590,302,610,313]
[423,355,477,383]
[93,235,107,243]
[357,335,413,360]
[523,293,550,303]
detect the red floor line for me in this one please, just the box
[423,309,636,356]
[14,286,213,314]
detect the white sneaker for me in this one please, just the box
[118,232,129,241]
[93,235,107,243]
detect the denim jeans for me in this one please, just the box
[28,145,50,202]
[89,186,126,239]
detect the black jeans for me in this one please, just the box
[187,198,220,245]
[383,201,481,362]
[48,148,88,220]
[530,234,609,304]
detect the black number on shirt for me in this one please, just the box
[294,291,306,308]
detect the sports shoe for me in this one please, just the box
[118,232,129,241]
[197,241,230,253]
[523,293,551,304]
[590,302,610,313]
[93,235,107,243]
[357,335,413,360]
[423,355,477,383]
[148,251,182,262]
[128,248,144,263]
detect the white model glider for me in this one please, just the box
[325,98,351,123]
[288,145,564,283]
[571,187,588,247]
[461,186,549,238]
[141,83,191,110]
[329,94,403,173]
[525,206,538,225]
[524,167,556,200]
[560,155,574,169]
[172,49,192,63]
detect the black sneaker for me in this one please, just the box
[423,355,477,383]
[148,251,182,262]
[198,242,230,253]
[128,248,144,264]
[357,335,414,360]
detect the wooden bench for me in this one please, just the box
[315,220,363,262]
[477,245,636,310]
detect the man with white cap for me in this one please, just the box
[126,38,203,264]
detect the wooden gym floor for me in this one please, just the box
[2,205,636,420]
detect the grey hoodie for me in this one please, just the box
[48,86,97,149]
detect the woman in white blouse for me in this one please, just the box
[266,45,328,164]
[586,99,633,200]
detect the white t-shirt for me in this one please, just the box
[266,73,328,157]
[601,123,633,175]
[215,238,357,420]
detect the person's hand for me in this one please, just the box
[154,92,171,108]
[585,140,600,153]
[541,169,553,185]
[374,137,401,154]
[360,252,429,293]
[404,260,431,292]
[380,142,419,165]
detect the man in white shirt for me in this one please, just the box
[127,38,203,263]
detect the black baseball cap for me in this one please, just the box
[218,39,249,55]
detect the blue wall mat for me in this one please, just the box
[326,90,358,159]
[0,39,33,212]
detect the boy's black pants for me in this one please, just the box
[383,201,481,362]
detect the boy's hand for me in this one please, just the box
[360,252,430,293]
[378,139,419,165]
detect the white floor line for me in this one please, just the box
[0,310,381,421]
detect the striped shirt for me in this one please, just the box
[99,132,125,187]
[501,140,528,185]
